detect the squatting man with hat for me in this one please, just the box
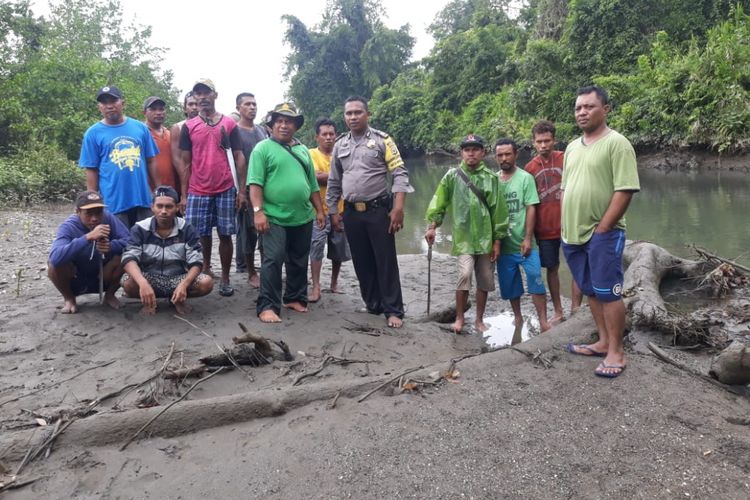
[425,134,509,334]
[121,186,214,315]
[247,102,325,323]
[48,191,130,313]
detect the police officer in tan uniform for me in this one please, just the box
[327,96,414,328]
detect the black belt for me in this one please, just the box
[344,195,391,213]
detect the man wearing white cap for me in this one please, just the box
[179,78,246,297]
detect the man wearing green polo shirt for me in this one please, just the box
[247,103,325,323]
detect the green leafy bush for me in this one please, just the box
[0,142,84,205]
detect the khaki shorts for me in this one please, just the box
[457,254,495,292]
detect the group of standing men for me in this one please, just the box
[425,85,639,378]
[47,80,638,377]
[48,81,412,329]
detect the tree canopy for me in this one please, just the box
[0,0,178,203]
[282,0,414,137]
[368,0,750,153]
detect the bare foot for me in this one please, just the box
[283,301,308,312]
[451,317,464,334]
[61,298,78,314]
[550,313,564,325]
[247,273,260,289]
[172,300,193,315]
[330,280,339,293]
[474,319,489,333]
[104,294,122,310]
[204,267,217,279]
[308,286,321,303]
[540,320,552,333]
[259,310,282,323]
[139,305,156,316]
[387,316,403,328]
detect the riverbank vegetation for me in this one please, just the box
[0,0,178,203]
[1,0,748,203]
[285,0,750,154]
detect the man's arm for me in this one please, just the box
[146,156,159,189]
[595,191,635,233]
[521,204,536,257]
[249,184,268,234]
[85,168,99,192]
[316,171,328,186]
[170,124,187,198]
[180,150,192,212]
[310,191,325,229]
[123,260,156,311]
[233,150,247,208]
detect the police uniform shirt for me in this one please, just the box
[327,127,414,213]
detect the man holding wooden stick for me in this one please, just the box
[48,191,129,313]
[425,134,508,334]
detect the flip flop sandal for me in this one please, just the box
[595,362,626,378]
[566,343,607,357]
[219,283,234,297]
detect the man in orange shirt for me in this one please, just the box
[525,120,581,321]
[143,96,180,192]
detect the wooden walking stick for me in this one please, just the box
[427,245,433,314]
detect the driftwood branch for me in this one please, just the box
[357,366,425,403]
[691,245,750,274]
[174,315,255,381]
[120,367,225,451]
[647,342,742,395]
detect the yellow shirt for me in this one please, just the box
[309,147,343,215]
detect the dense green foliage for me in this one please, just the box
[368,0,750,153]
[283,0,414,140]
[0,0,178,203]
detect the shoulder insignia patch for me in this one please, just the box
[371,128,390,139]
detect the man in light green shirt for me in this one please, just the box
[425,134,509,334]
[561,85,640,378]
[248,102,325,323]
[495,138,551,338]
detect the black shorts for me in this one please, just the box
[536,238,561,269]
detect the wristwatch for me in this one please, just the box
[253,206,263,213]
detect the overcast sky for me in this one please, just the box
[34,0,451,116]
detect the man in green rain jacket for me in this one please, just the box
[425,134,509,334]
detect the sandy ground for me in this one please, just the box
[0,207,749,499]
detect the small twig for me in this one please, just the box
[0,360,116,407]
[44,419,62,459]
[293,356,332,386]
[358,366,424,403]
[120,367,225,451]
[0,476,41,493]
[174,315,254,381]
[327,390,341,410]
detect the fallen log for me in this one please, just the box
[622,241,725,345]
[709,341,750,385]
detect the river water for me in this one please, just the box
[395,154,750,345]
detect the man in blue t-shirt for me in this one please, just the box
[79,85,159,228]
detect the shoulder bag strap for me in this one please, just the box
[455,167,492,215]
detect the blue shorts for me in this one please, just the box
[186,188,237,237]
[497,250,546,300]
[562,229,625,303]
[537,238,561,269]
